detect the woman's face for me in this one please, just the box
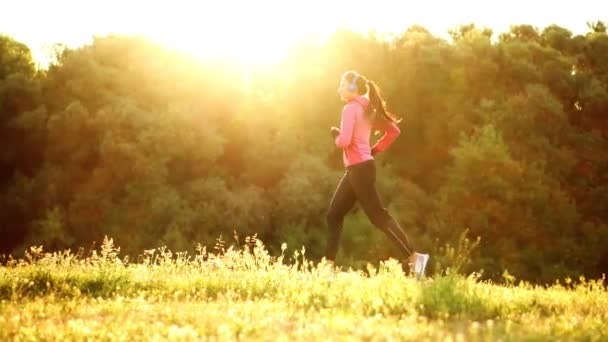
[337,77,357,102]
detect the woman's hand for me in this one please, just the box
[330,126,341,138]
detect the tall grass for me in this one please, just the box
[1,235,607,340]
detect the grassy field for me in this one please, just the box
[1,237,607,341]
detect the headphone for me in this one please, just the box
[348,73,360,92]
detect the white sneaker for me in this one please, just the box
[410,252,429,279]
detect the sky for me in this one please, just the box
[1,0,607,66]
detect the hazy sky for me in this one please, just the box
[2,0,607,65]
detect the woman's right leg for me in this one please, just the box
[347,160,416,260]
[325,170,357,262]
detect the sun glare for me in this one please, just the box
[151,19,309,65]
[4,0,339,67]
[1,0,605,68]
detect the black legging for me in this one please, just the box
[325,159,415,261]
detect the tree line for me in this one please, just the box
[1,21,607,283]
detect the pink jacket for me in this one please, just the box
[334,95,401,168]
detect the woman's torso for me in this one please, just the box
[342,95,374,168]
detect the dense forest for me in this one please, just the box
[1,22,607,284]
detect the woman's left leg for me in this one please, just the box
[325,170,357,262]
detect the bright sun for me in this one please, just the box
[104,1,338,65]
[153,21,304,65]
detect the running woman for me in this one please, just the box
[324,70,429,278]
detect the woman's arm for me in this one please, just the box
[371,117,401,155]
[334,103,358,148]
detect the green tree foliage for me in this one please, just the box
[0,35,41,251]
[1,22,608,284]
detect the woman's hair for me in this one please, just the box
[342,70,402,125]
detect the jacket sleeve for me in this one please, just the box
[371,117,401,154]
[334,103,358,148]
